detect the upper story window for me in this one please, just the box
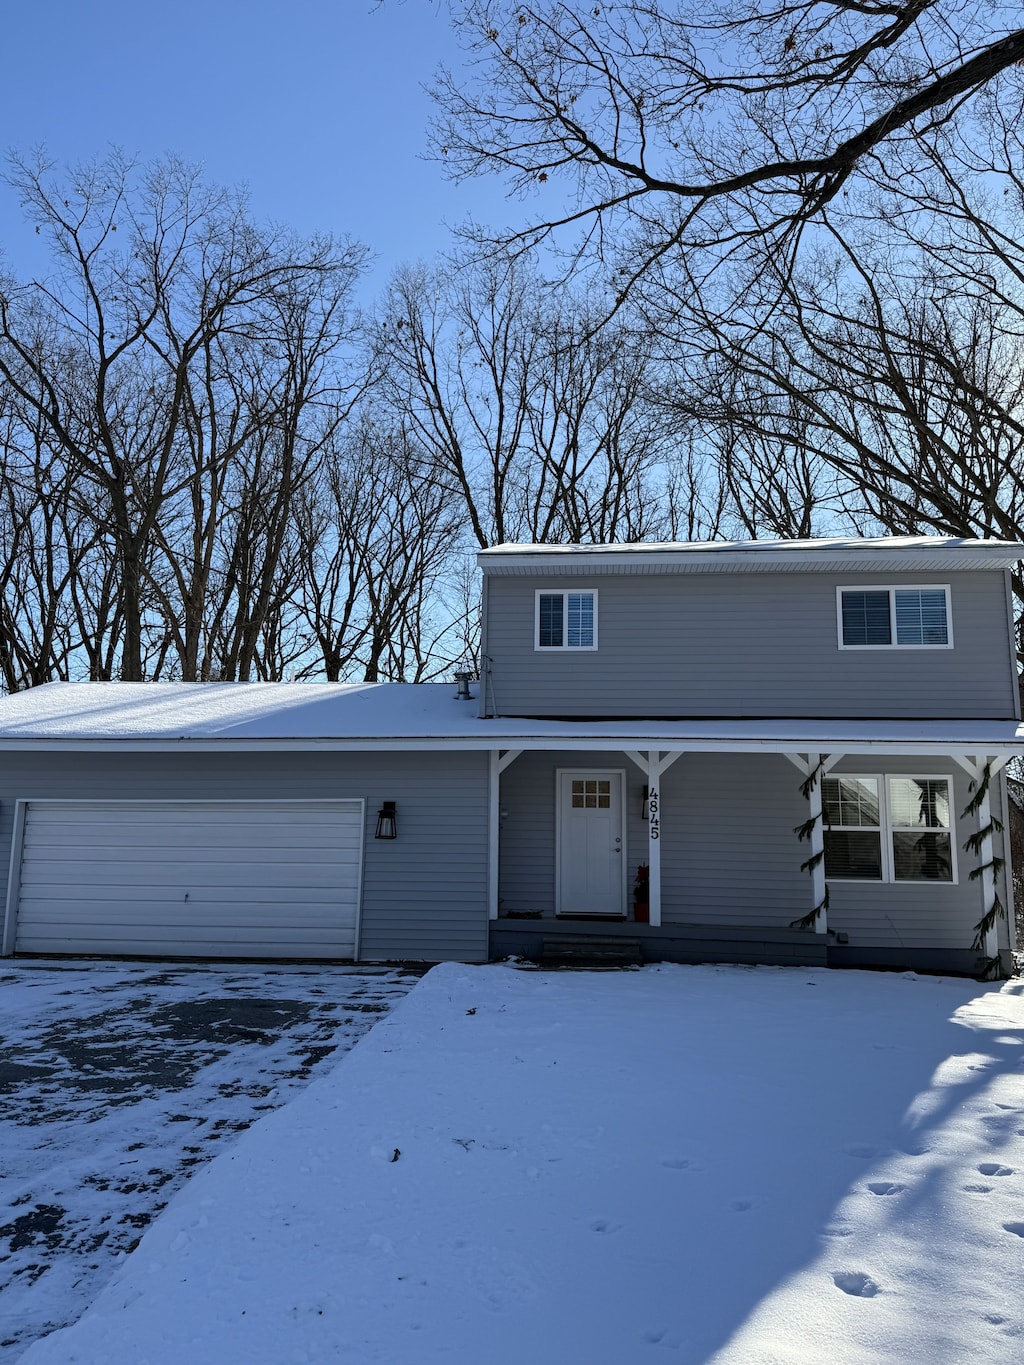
[535,590,597,650]
[838,586,951,649]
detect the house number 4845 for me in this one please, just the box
[648,787,660,840]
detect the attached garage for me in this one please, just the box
[4,799,365,960]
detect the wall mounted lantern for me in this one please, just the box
[641,785,650,821]
[375,801,398,840]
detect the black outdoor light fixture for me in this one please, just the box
[374,801,398,840]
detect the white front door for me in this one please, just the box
[557,770,626,915]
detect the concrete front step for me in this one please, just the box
[539,935,644,970]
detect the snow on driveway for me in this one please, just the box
[13,962,1024,1364]
[0,960,416,1361]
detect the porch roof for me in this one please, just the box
[0,681,1021,758]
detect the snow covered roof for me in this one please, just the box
[478,537,1024,575]
[0,681,1021,757]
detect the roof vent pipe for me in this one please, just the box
[453,669,475,701]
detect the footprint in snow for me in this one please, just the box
[843,1144,883,1160]
[590,1219,622,1234]
[866,1182,905,1197]
[660,1158,692,1171]
[642,1327,681,1349]
[978,1163,1015,1177]
[729,1198,762,1213]
[833,1271,880,1298]
[963,1184,993,1194]
[1003,1223,1024,1239]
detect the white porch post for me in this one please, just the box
[784,751,838,933]
[806,753,828,935]
[488,749,523,921]
[488,750,500,920]
[647,752,663,928]
[624,749,684,929]
[977,772,999,959]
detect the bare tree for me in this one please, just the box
[0,151,367,682]
[431,3,1024,309]
[378,250,677,547]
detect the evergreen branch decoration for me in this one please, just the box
[963,818,1004,856]
[791,756,830,930]
[961,763,994,819]
[791,886,829,931]
[793,816,816,843]
[971,893,1005,952]
[962,761,1008,958]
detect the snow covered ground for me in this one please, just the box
[12,961,1024,1364]
[0,960,416,1361]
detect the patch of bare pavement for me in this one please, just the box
[0,959,418,1362]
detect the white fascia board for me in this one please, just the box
[2,733,1023,757]
[477,539,1024,575]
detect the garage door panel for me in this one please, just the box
[23,817,360,844]
[19,885,358,906]
[11,801,363,959]
[21,859,361,884]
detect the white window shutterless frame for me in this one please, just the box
[836,585,953,649]
[821,775,957,884]
[535,590,598,650]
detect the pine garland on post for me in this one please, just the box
[790,757,829,930]
[961,761,1006,972]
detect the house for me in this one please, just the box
[0,536,1021,977]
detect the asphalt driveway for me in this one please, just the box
[0,959,417,1362]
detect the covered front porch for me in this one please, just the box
[484,728,1019,976]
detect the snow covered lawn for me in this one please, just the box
[12,961,1024,1364]
[0,960,416,1361]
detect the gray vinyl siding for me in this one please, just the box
[483,570,1015,718]
[497,750,1003,955]
[0,750,489,963]
[659,754,808,927]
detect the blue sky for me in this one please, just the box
[0,0,523,301]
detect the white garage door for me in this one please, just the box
[8,800,364,960]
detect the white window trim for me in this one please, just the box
[823,773,958,885]
[534,588,599,651]
[836,584,953,650]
